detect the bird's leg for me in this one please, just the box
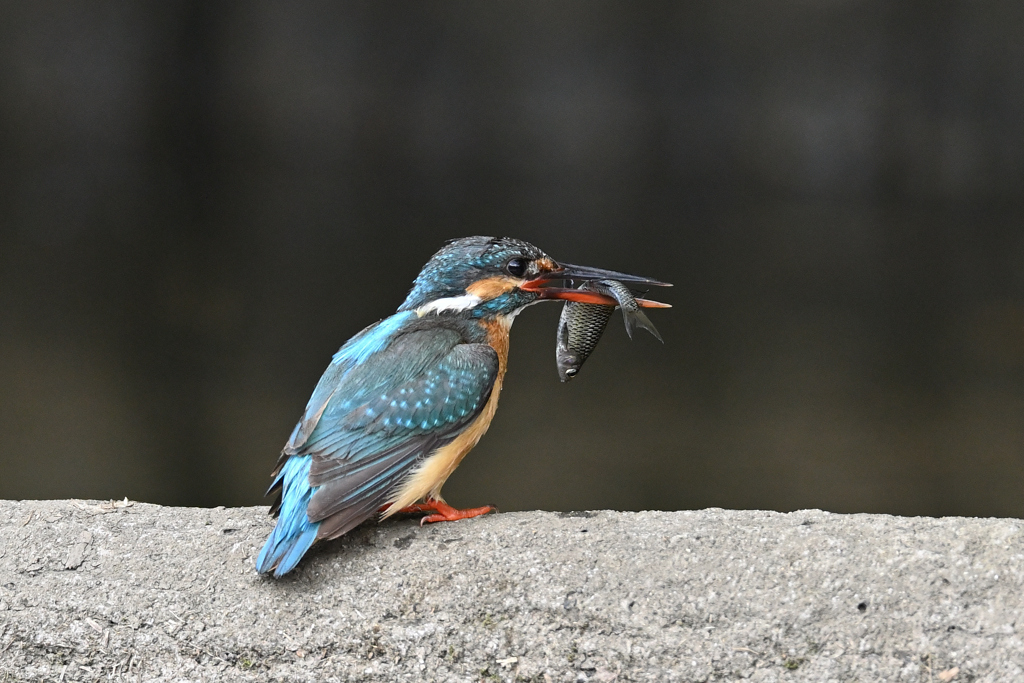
[378,502,436,515]
[379,502,436,515]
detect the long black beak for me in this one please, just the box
[554,262,672,288]
[520,262,672,307]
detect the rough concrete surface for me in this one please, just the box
[0,501,1022,682]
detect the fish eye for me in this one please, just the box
[506,258,528,278]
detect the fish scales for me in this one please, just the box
[556,279,663,382]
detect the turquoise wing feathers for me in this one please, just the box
[281,311,414,455]
[257,312,498,577]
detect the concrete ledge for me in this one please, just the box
[0,500,1021,681]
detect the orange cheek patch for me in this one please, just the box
[466,276,517,300]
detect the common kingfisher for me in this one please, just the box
[256,236,670,577]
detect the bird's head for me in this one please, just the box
[399,236,669,321]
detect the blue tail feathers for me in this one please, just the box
[256,455,321,578]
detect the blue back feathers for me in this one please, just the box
[333,312,413,365]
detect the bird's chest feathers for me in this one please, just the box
[385,316,514,509]
[481,315,512,375]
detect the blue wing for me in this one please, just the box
[280,311,415,455]
[257,314,498,577]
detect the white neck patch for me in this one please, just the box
[416,293,483,317]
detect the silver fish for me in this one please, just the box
[556,279,663,382]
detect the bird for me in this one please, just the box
[256,236,669,577]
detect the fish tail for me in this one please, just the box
[630,308,664,343]
[256,455,321,578]
[620,308,636,339]
[596,279,643,339]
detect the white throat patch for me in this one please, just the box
[416,294,483,317]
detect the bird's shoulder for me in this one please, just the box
[280,311,494,458]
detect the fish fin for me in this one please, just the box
[632,309,663,343]
[620,308,636,339]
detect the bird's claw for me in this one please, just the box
[414,499,497,526]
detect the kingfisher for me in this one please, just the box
[256,236,669,577]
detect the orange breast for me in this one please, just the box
[480,316,511,375]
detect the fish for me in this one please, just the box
[556,279,663,382]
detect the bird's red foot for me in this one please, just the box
[379,499,497,524]
[417,499,497,526]
[380,498,496,525]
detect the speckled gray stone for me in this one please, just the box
[0,500,1021,681]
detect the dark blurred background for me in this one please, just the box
[2,1,1023,518]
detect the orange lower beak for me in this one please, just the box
[527,286,671,308]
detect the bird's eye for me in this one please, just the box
[506,258,528,278]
